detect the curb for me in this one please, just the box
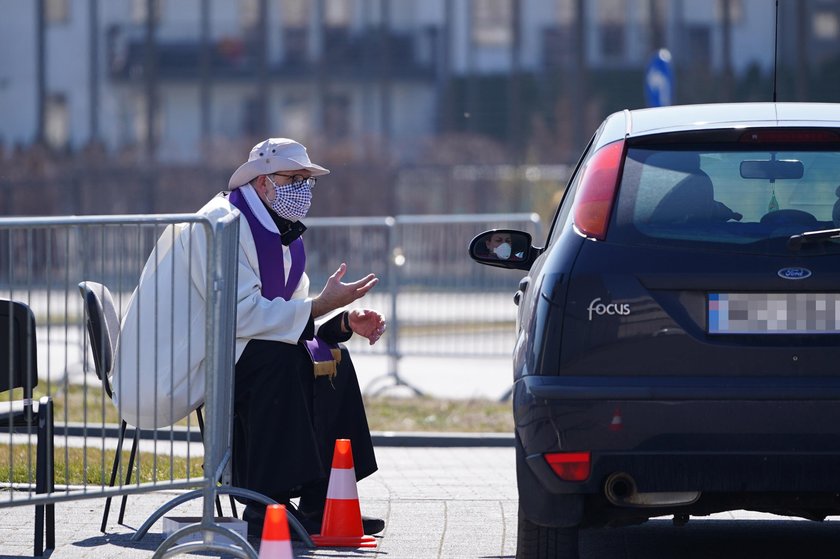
[56,423,514,447]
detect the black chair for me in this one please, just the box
[0,299,55,556]
[78,281,236,532]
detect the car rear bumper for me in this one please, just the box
[526,450,840,495]
[515,375,840,496]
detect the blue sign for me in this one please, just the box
[644,49,674,107]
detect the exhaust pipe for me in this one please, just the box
[604,473,637,505]
[604,472,701,508]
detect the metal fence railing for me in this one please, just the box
[0,214,253,558]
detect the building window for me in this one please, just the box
[325,0,351,27]
[599,24,625,59]
[814,11,840,39]
[324,94,350,139]
[284,27,309,64]
[283,96,310,140]
[686,25,711,67]
[242,96,262,136]
[596,0,626,59]
[556,0,575,25]
[282,0,309,64]
[282,0,308,27]
[240,0,259,30]
[45,93,69,149]
[46,0,70,25]
[133,93,162,149]
[472,0,513,47]
[714,0,744,25]
[132,0,162,25]
[544,0,577,68]
[543,26,576,68]
[323,0,351,62]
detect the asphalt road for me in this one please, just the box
[3,446,840,558]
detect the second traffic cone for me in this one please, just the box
[311,439,377,548]
[259,504,293,559]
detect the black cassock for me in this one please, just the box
[232,332,377,507]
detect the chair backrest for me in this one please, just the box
[650,172,717,224]
[0,300,38,396]
[78,281,120,398]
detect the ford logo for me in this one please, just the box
[778,267,812,280]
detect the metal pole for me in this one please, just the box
[508,0,522,162]
[89,0,100,143]
[314,0,326,131]
[379,0,392,148]
[256,0,268,131]
[721,0,733,101]
[795,0,809,101]
[648,0,662,51]
[437,0,454,134]
[573,0,587,151]
[36,0,46,145]
[144,0,157,162]
[200,0,211,139]
[466,0,476,134]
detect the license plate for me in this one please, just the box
[708,293,840,334]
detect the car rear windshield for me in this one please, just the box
[611,145,840,254]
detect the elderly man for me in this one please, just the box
[115,138,385,537]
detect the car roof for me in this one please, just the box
[600,103,840,142]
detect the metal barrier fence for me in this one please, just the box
[0,211,540,556]
[0,214,249,557]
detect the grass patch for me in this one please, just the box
[4,384,197,427]
[6,384,513,433]
[363,396,513,432]
[0,444,204,486]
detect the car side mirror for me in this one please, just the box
[469,229,534,270]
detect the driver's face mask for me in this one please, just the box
[493,242,512,260]
[267,175,312,222]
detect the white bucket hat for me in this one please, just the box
[228,138,330,189]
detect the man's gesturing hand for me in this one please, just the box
[311,263,378,318]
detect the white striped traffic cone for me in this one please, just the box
[311,439,377,548]
[258,504,293,559]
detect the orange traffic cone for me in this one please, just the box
[311,439,377,548]
[259,504,294,559]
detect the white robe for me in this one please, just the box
[113,185,313,428]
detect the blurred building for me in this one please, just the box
[0,0,837,164]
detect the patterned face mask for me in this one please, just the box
[267,175,312,222]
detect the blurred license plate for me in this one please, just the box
[708,293,840,334]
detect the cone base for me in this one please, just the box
[311,533,378,548]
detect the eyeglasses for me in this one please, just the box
[272,173,317,189]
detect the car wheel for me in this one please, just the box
[516,506,579,559]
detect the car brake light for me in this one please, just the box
[544,451,591,482]
[573,140,625,241]
[739,130,840,143]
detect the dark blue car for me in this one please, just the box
[470,103,840,559]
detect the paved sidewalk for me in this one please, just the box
[0,446,518,559]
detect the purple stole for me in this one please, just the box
[229,189,341,377]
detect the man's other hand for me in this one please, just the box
[348,309,386,345]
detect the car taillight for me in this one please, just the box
[544,451,591,482]
[739,129,840,143]
[573,140,625,241]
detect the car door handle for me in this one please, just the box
[514,277,530,306]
